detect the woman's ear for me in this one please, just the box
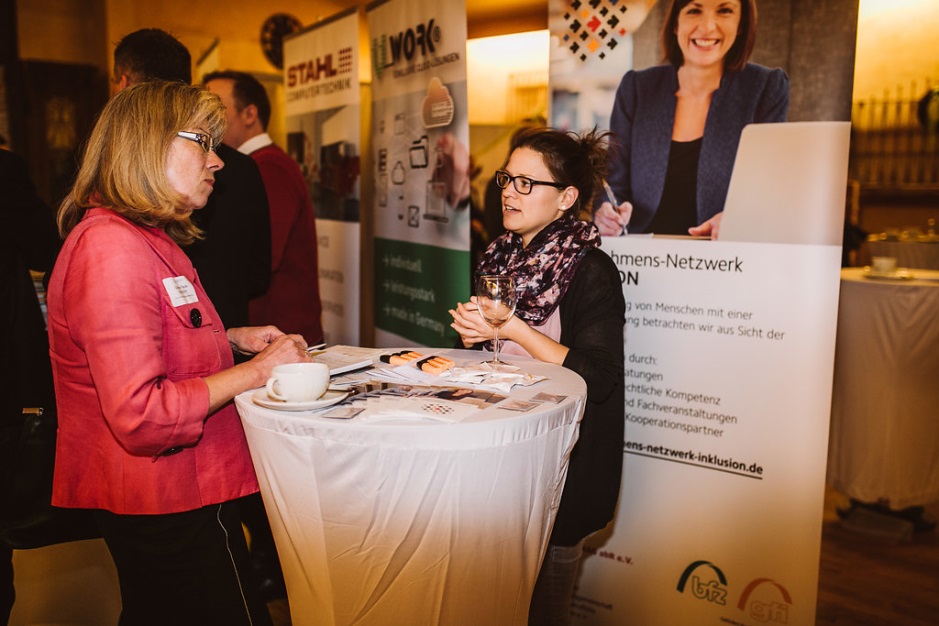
[559,186,579,211]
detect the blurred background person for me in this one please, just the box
[204,70,324,345]
[0,140,61,624]
[47,81,310,625]
[113,28,271,332]
[596,0,789,238]
[450,128,625,626]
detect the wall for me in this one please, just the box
[853,0,939,100]
[17,0,353,77]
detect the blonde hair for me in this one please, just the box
[58,81,225,246]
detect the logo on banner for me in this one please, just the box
[372,19,441,80]
[561,0,629,62]
[676,560,728,605]
[677,561,794,623]
[287,47,353,87]
[737,578,793,623]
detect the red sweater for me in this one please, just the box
[248,144,324,343]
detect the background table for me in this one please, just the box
[234,352,587,626]
[828,268,939,508]
[858,239,939,270]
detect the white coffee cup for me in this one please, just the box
[266,362,329,403]
[871,256,897,275]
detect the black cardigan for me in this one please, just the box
[552,247,626,546]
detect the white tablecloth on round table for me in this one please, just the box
[234,351,587,626]
[828,268,939,508]
[860,239,939,270]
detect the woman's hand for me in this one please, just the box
[246,334,310,384]
[449,297,500,347]
[688,212,723,239]
[594,200,633,236]
[204,332,309,412]
[227,325,293,354]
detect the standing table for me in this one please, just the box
[234,352,587,625]
[828,268,939,508]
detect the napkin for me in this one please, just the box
[443,362,547,394]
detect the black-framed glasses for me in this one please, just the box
[176,131,217,154]
[495,170,566,195]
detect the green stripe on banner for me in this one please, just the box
[374,238,470,346]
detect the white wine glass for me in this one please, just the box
[475,275,517,365]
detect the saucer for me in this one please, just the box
[252,388,349,411]
[863,267,913,281]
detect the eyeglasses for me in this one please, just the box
[494,170,566,195]
[176,131,217,154]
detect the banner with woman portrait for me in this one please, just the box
[547,0,859,623]
[366,0,471,348]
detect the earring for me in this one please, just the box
[560,205,566,211]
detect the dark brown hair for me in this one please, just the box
[662,0,758,73]
[508,127,610,220]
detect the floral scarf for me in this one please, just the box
[476,212,600,327]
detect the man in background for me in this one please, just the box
[112,29,284,604]
[204,70,323,345]
[0,144,60,623]
[113,29,271,331]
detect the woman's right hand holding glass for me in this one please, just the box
[595,200,633,236]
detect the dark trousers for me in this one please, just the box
[94,501,272,626]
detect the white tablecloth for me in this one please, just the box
[828,268,939,507]
[234,351,587,626]
[859,239,939,270]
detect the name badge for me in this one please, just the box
[162,276,199,307]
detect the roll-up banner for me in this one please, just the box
[367,0,471,348]
[547,1,850,624]
[284,9,363,345]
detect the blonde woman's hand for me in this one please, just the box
[227,325,297,354]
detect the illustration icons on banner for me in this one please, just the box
[375,76,462,226]
[422,77,454,128]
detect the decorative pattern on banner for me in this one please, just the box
[283,9,362,345]
[549,0,656,130]
[561,0,630,63]
[367,0,471,348]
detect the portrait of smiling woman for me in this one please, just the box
[48,81,311,625]
[595,0,789,238]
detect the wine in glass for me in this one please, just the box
[475,275,517,365]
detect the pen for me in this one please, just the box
[602,180,627,235]
[305,342,327,353]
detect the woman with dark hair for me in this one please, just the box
[48,81,312,625]
[596,0,789,238]
[450,127,625,625]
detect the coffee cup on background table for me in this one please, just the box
[871,256,898,275]
[266,362,329,402]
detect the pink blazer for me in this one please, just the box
[47,208,259,514]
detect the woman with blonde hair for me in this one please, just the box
[48,81,309,625]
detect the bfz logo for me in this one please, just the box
[676,560,728,606]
